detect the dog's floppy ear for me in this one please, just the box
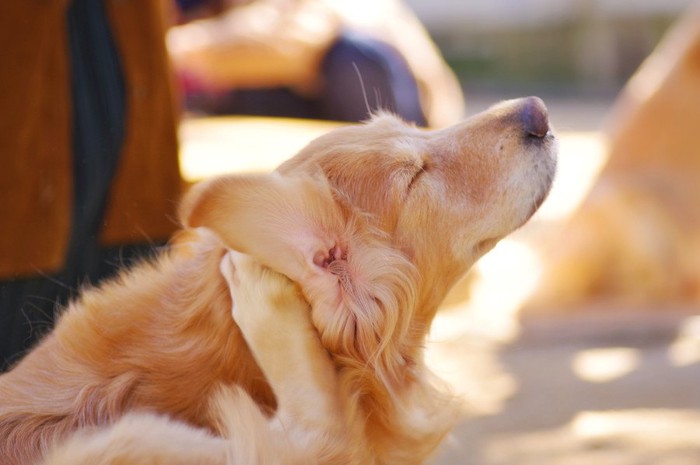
[181,173,419,374]
[180,173,344,284]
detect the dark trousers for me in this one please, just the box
[0,0,160,371]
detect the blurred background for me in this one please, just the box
[411,0,687,94]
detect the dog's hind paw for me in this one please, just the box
[219,250,310,338]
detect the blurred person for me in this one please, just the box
[0,0,181,371]
[167,0,465,127]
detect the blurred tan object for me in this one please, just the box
[178,115,342,181]
[168,0,339,92]
[167,0,464,127]
[526,7,700,312]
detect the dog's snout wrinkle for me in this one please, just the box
[520,96,549,138]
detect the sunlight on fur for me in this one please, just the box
[182,115,602,424]
[1,101,557,464]
[426,131,607,418]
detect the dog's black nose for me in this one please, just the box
[520,96,549,138]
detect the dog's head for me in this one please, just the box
[181,97,556,382]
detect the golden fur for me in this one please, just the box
[0,100,556,464]
[526,8,700,312]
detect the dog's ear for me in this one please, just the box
[180,173,344,285]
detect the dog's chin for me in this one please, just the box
[474,237,500,257]
[523,180,554,224]
[520,137,558,226]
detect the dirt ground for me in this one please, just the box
[430,308,700,464]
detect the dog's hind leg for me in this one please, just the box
[220,251,363,464]
[39,411,229,465]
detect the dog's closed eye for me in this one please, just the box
[406,163,428,193]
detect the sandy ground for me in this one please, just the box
[430,308,700,464]
[179,93,700,464]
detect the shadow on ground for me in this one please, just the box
[433,309,700,464]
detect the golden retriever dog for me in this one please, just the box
[526,8,700,312]
[42,251,362,464]
[0,97,556,464]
